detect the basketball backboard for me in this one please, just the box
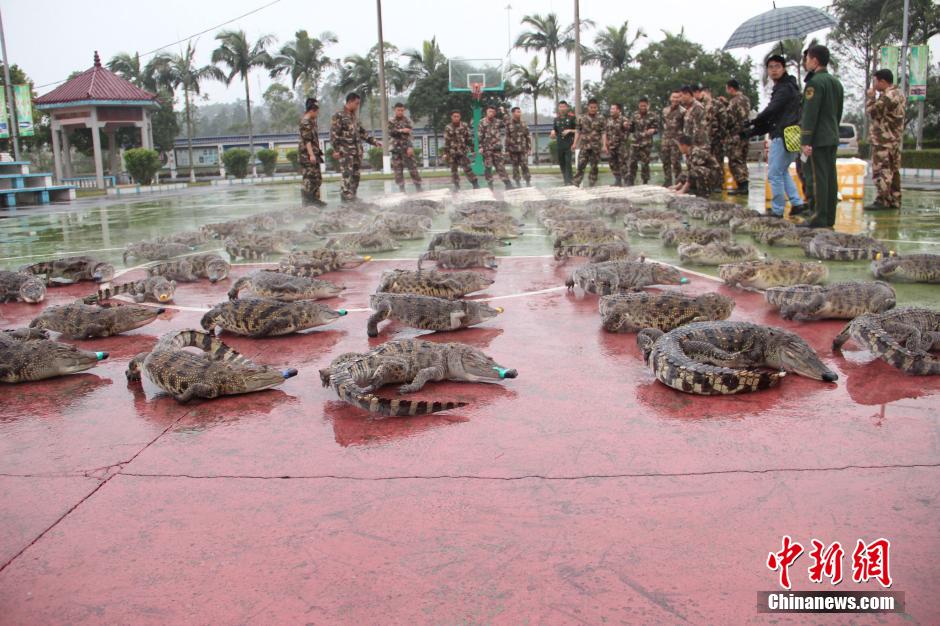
[448,58,505,92]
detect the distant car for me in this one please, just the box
[838,124,859,156]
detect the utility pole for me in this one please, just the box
[505,4,512,59]
[899,0,910,96]
[0,6,21,161]
[573,0,581,117]
[375,0,390,173]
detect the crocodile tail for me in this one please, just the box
[851,319,940,375]
[650,339,784,395]
[227,277,248,300]
[330,368,468,416]
[20,261,52,276]
[82,282,126,304]
[161,329,254,366]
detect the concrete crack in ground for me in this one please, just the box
[116,462,940,481]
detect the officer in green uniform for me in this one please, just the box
[550,100,577,185]
[799,45,844,228]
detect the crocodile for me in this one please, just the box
[325,228,401,253]
[123,241,192,263]
[451,218,523,239]
[627,217,684,238]
[666,195,712,213]
[0,271,46,303]
[545,219,609,236]
[637,321,838,395]
[30,303,165,338]
[566,260,687,295]
[702,207,760,225]
[0,329,108,382]
[661,226,732,248]
[623,209,683,226]
[188,253,231,282]
[127,329,297,401]
[677,242,762,266]
[833,307,940,375]
[719,259,829,291]
[766,281,897,320]
[376,269,494,299]
[228,270,344,301]
[871,253,940,284]
[803,231,892,261]
[680,200,741,220]
[368,293,502,337]
[418,249,498,270]
[278,250,371,277]
[19,256,115,284]
[427,230,509,251]
[224,234,292,260]
[302,213,364,236]
[83,276,177,304]
[753,224,818,246]
[201,298,347,337]
[553,241,635,263]
[581,196,634,216]
[392,199,444,217]
[553,227,626,249]
[728,215,789,234]
[318,338,517,416]
[599,291,734,333]
[369,214,432,240]
[156,230,209,247]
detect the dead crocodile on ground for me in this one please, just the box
[368,293,502,337]
[376,269,494,299]
[833,307,940,375]
[0,271,46,303]
[766,281,897,320]
[201,298,347,337]
[30,303,166,338]
[600,291,734,333]
[719,259,829,291]
[228,270,344,301]
[0,328,108,383]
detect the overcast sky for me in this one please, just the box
[4,0,935,108]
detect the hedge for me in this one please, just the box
[285,149,300,172]
[256,148,278,176]
[123,148,162,185]
[222,148,251,178]
[901,149,940,169]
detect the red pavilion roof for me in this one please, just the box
[36,51,158,107]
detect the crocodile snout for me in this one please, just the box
[822,371,839,382]
[282,368,299,379]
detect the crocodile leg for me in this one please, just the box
[255,315,296,337]
[80,323,110,338]
[399,365,446,394]
[832,322,853,350]
[881,321,928,352]
[449,310,467,330]
[360,358,409,393]
[636,328,664,363]
[367,302,391,338]
[174,383,220,402]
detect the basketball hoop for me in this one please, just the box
[471,82,483,101]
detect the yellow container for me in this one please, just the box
[764,157,867,205]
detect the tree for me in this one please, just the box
[269,30,337,97]
[406,64,474,164]
[107,52,172,93]
[586,21,646,78]
[514,13,589,105]
[123,148,162,184]
[162,42,225,181]
[335,43,408,133]
[587,29,756,113]
[150,92,180,155]
[762,39,805,84]
[0,64,49,153]
[403,37,446,82]
[509,58,552,163]
[212,29,275,177]
[263,83,299,133]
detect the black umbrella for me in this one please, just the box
[723,5,837,50]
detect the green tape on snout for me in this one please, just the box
[679,277,690,284]
[95,352,107,361]
[494,367,510,379]
[338,309,348,316]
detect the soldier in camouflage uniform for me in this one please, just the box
[605,103,630,186]
[703,87,727,191]
[388,102,422,193]
[626,97,660,186]
[672,135,719,197]
[572,98,607,187]
[865,69,905,210]
[443,110,479,191]
[477,106,514,189]
[660,89,685,187]
[330,93,380,202]
[505,106,532,186]
[298,98,324,206]
[722,80,751,195]
[681,86,709,149]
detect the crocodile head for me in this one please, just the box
[869,281,897,312]
[116,305,166,332]
[464,301,503,325]
[651,263,685,286]
[205,258,231,283]
[297,302,347,326]
[151,278,177,303]
[339,252,371,269]
[18,275,46,303]
[763,329,838,382]
[92,262,116,283]
[445,343,517,383]
[219,365,298,395]
[461,272,496,294]
[36,341,108,379]
[695,293,735,319]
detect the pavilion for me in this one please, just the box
[35,51,159,190]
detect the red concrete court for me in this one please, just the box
[0,257,937,624]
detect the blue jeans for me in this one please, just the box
[767,137,804,216]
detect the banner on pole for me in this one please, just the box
[13,85,33,136]
[908,45,929,101]
[0,89,8,139]
[879,46,899,80]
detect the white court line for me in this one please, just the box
[1,246,126,262]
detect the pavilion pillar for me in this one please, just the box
[90,110,105,190]
[107,129,118,178]
[61,128,74,178]
[50,124,64,183]
[141,110,153,150]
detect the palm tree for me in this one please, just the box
[762,39,806,84]
[212,30,275,177]
[515,13,593,106]
[162,42,226,182]
[403,37,446,81]
[107,52,173,93]
[509,58,552,163]
[335,43,407,132]
[269,29,337,97]
[587,21,646,78]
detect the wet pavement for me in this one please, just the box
[0,171,938,623]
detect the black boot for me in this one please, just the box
[729,181,749,195]
[614,177,622,187]
[398,184,406,193]
[525,179,532,187]
[471,179,480,189]
[504,180,515,190]
[487,180,494,190]
[415,183,423,192]
[453,182,460,192]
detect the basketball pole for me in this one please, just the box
[375,0,391,174]
[0,6,21,162]
[573,0,582,118]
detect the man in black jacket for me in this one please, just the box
[744,55,807,217]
